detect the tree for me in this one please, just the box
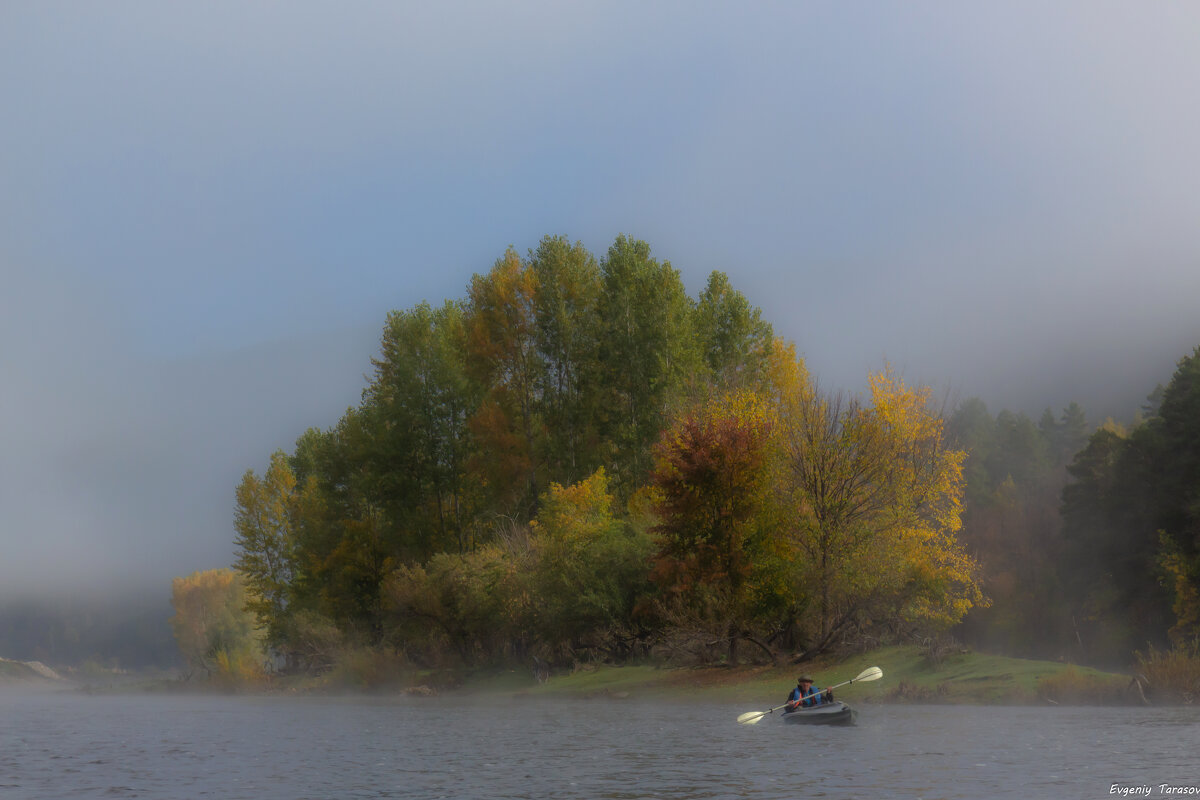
[650,390,781,664]
[990,410,1051,488]
[947,397,998,508]
[1055,348,1200,660]
[529,235,603,486]
[465,247,543,517]
[950,399,1078,658]
[233,450,299,649]
[782,369,983,654]
[169,568,262,680]
[384,530,535,666]
[528,468,655,661]
[1060,420,1168,663]
[596,235,698,494]
[1143,346,1200,642]
[1043,402,1090,467]
[364,300,477,557]
[285,412,397,645]
[693,271,774,390]
[227,234,997,672]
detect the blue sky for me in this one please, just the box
[4,2,1200,594]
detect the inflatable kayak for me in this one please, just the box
[781,701,856,726]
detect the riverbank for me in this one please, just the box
[65,645,1152,704]
[447,645,1138,705]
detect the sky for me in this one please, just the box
[3,2,1200,597]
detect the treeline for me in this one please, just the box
[167,235,1200,677]
[1060,350,1200,663]
[949,400,1090,658]
[949,349,1200,666]
[180,235,986,677]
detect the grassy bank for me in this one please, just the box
[468,646,1136,705]
[94,645,1147,704]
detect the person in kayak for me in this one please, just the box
[786,675,833,709]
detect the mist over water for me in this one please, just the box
[2,692,1197,799]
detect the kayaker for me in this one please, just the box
[786,675,833,709]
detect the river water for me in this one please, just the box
[1,689,1196,799]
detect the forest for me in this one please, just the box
[168,235,1200,680]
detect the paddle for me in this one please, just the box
[736,666,883,724]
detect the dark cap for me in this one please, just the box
[797,675,814,683]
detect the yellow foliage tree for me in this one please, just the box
[782,366,984,654]
[169,568,264,682]
[649,390,786,663]
[529,468,655,660]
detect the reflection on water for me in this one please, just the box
[1,690,1197,799]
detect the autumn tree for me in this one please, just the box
[782,369,983,655]
[233,450,300,648]
[169,568,263,681]
[384,530,536,666]
[650,391,782,664]
[465,247,543,517]
[528,468,655,661]
[226,234,839,671]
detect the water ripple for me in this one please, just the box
[1,692,1197,799]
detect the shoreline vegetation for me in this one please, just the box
[298,644,1175,706]
[12,237,1192,704]
[32,645,1195,707]
[186,236,1200,708]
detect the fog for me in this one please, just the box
[1,271,374,595]
[4,3,1200,605]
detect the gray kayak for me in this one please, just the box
[781,700,856,726]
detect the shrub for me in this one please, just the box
[1036,666,1127,705]
[1136,642,1200,704]
[325,646,408,690]
[210,646,266,691]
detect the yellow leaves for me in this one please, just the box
[531,468,615,543]
[466,246,539,377]
[234,450,297,560]
[169,568,264,679]
[868,365,935,434]
[759,338,812,418]
[866,365,966,534]
[781,364,982,638]
[170,568,241,642]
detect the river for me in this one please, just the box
[1,689,1196,799]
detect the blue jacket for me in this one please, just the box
[788,685,825,707]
